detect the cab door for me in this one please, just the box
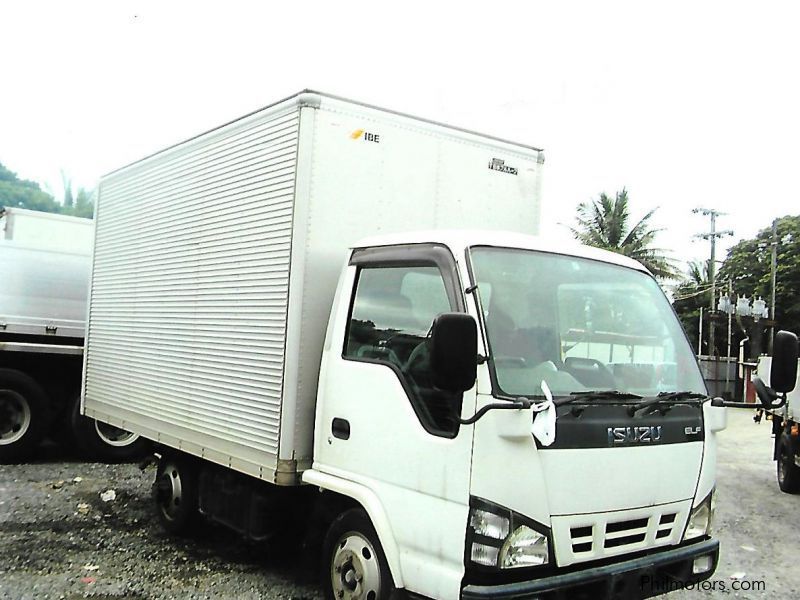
[313,244,476,599]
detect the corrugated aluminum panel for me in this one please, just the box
[84,107,300,479]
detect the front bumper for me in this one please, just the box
[462,538,719,599]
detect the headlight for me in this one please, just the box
[470,508,510,540]
[467,498,550,569]
[684,490,715,541]
[500,525,549,567]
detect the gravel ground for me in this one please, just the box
[670,408,800,599]
[0,409,797,599]
[0,447,321,600]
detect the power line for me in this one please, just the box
[673,287,715,301]
[693,208,733,356]
[672,277,736,302]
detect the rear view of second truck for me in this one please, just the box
[0,207,147,462]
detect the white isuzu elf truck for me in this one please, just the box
[82,91,725,599]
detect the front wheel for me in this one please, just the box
[777,434,800,494]
[153,454,199,535]
[322,508,395,600]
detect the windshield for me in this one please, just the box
[469,247,706,398]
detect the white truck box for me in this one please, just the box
[82,91,544,484]
[0,242,90,340]
[1,207,94,254]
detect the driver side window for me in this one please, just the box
[344,265,461,437]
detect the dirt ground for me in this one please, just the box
[0,449,321,600]
[0,408,797,599]
[670,408,799,599]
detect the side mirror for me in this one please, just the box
[430,313,478,393]
[771,330,799,394]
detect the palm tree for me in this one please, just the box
[686,259,711,288]
[570,188,678,280]
[672,259,713,354]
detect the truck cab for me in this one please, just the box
[755,337,800,494]
[306,231,724,600]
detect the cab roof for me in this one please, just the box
[351,230,651,275]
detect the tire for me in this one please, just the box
[69,396,151,462]
[777,434,800,494]
[0,369,50,463]
[153,453,199,535]
[322,508,395,600]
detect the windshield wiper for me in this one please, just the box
[554,390,643,406]
[654,391,708,401]
[629,391,708,416]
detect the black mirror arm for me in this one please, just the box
[720,378,786,410]
[721,398,786,409]
[456,397,533,425]
[752,377,785,409]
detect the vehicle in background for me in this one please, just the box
[0,207,148,462]
[1,206,94,253]
[83,91,723,599]
[753,332,800,493]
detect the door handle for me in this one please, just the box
[332,418,350,440]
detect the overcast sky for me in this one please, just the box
[2,1,798,281]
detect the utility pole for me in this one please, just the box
[726,279,733,396]
[693,208,733,357]
[769,218,778,353]
[698,307,703,356]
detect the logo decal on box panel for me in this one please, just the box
[350,129,380,143]
[488,158,518,175]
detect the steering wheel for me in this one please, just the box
[564,356,616,387]
[405,339,431,376]
[356,344,402,368]
[493,356,528,368]
[565,356,615,377]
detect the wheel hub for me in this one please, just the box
[331,533,381,600]
[94,419,139,446]
[0,390,31,445]
[157,464,183,520]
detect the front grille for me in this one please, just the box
[604,517,648,548]
[656,513,677,539]
[570,525,594,554]
[569,512,678,555]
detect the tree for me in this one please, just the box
[718,215,800,344]
[0,162,62,213]
[61,170,74,210]
[0,161,94,218]
[71,187,95,218]
[570,188,678,280]
[672,259,713,354]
